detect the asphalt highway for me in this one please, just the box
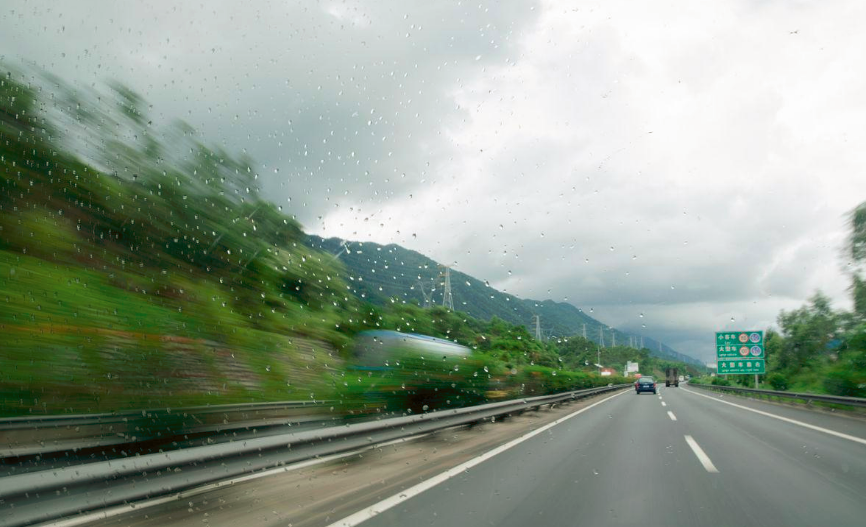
[334,385,866,527]
[29,385,866,527]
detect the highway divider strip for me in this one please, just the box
[0,400,332,458]
[41,434,434,527]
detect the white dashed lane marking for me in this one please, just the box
[685,434,719,473]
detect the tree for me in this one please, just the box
[776,292,839,371]
[848,203,866,319]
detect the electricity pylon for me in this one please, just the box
[441,266,454,310]
[416,280,433,307]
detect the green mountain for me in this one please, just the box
[307,235,702,365]
[0,63,699,419]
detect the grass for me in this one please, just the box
[0,250,341,416]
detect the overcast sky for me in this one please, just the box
[3,0,865,362]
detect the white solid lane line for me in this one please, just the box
[661,401,667,407]
[326,389,629,527]
[682,387,866,447]
[685,434,719,473]
[667,411,677,421]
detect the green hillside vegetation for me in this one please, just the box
[761,290,866,397]
[308,235,702,365]
[343,303,703,402]
[0,67,358,414]
[0,66,699,417]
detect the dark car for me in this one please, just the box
[635,376,657,395]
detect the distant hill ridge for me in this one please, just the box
[307,235,702,366]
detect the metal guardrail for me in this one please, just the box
[0,400,329,427]
[0,384,627,526]
[0,400,331,458]
[689,383,866,408]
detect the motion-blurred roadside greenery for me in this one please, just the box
[0,65,696,417]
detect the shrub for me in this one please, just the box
[710,376,731,386]
[766,373,788,391]
[823,370,866,398]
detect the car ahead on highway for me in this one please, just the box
[635,377,657,395]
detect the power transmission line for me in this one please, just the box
[599,327,605,348]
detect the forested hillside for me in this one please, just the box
[308,235,702,365]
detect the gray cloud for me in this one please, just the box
[3,0,865,363]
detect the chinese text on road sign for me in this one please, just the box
[715,331,765,374]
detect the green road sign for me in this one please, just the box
[717,359,766,374]
[715,331,764,360]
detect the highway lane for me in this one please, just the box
[671,386,866,522]
[681,384,866,440]
[48,386,866,527]
[38,392,630,527]
[335,386,866,527]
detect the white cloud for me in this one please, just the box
[318,0,866,360]
[3,0,865,362]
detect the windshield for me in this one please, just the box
[2,1,866,526]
